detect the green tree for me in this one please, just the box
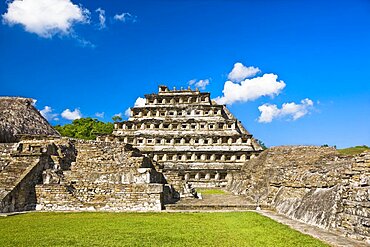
[112,115,123,122]
[54,117,114,140]
[256,139,267,150]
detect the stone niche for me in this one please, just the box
[106,85,263,194]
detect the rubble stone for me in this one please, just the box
[0,97,59,143]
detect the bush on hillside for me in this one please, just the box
[54,118,113,140]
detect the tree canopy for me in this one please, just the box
[54,118,114,140]
[256,139,267,150]
[112,115,123,122]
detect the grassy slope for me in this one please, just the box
[0,212,328,247]
[197,188,227,195]
[338,145,370,156]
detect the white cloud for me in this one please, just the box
[188,79,210,90]
[134,97,146,107]
[95,8,105,29]
[95,112,104,118]
[2,0,90,38]
[124,97,146,118]
[214,73,286,105]
[61,108,82,120]
[112,112,126,120]
[124,109,131,118]
[31,99,37,106]
[228,62,260,82]
[114,12,136,23]
[70,33,95,48]
[40,106,59,121]
[258,98,314,123]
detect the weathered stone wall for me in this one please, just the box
[227,146,370,242]
[36,183,163,211]
[35,140,167,211]
[0,143,16,171]
[0,137,75,213]
[0,153,50,212]
[0,157,48,213]
[338,152,370,241]
[0,97,60,143]
[0,138,170,213]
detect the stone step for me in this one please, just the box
[164,193,261,211]
[0,158,39,196]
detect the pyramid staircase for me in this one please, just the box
[0,150,44,212]
[36,140,166,211]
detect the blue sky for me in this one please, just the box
[1,0,369,148]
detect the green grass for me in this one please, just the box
[338,145,370,156]
[0,212,328,247]
[197,188,227,195]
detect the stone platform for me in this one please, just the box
[166,191,259,211]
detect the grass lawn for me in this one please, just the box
[338,145,370,156]
[197,188,227,195]
[0,212,328,247]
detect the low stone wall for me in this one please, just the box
[36,183,163,211]
[227,146,370,243]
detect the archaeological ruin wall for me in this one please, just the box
[227,146,370,242]
[35,139,168,211]
[0,97,59,143]
[0,137,170,212]
[0,97,172,213]
[0,137,70,212]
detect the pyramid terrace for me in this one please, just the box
[101,86,263,192]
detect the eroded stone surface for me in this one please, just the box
[99,86,262,193]
[227,146,370,242]
[0,137,170,212]
[258,210,369,247]
[0,97,59,143]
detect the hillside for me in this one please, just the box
[338,145,370,156]
[54,118,113,140]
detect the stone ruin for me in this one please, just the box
[35,139,169,211]
[0,97,171,212]
[1,88,264,212]
[227,146,370,242]
[0,97,59,143]
[0,90,369,243]
[0,136,170,212]
[98,85,263,194]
